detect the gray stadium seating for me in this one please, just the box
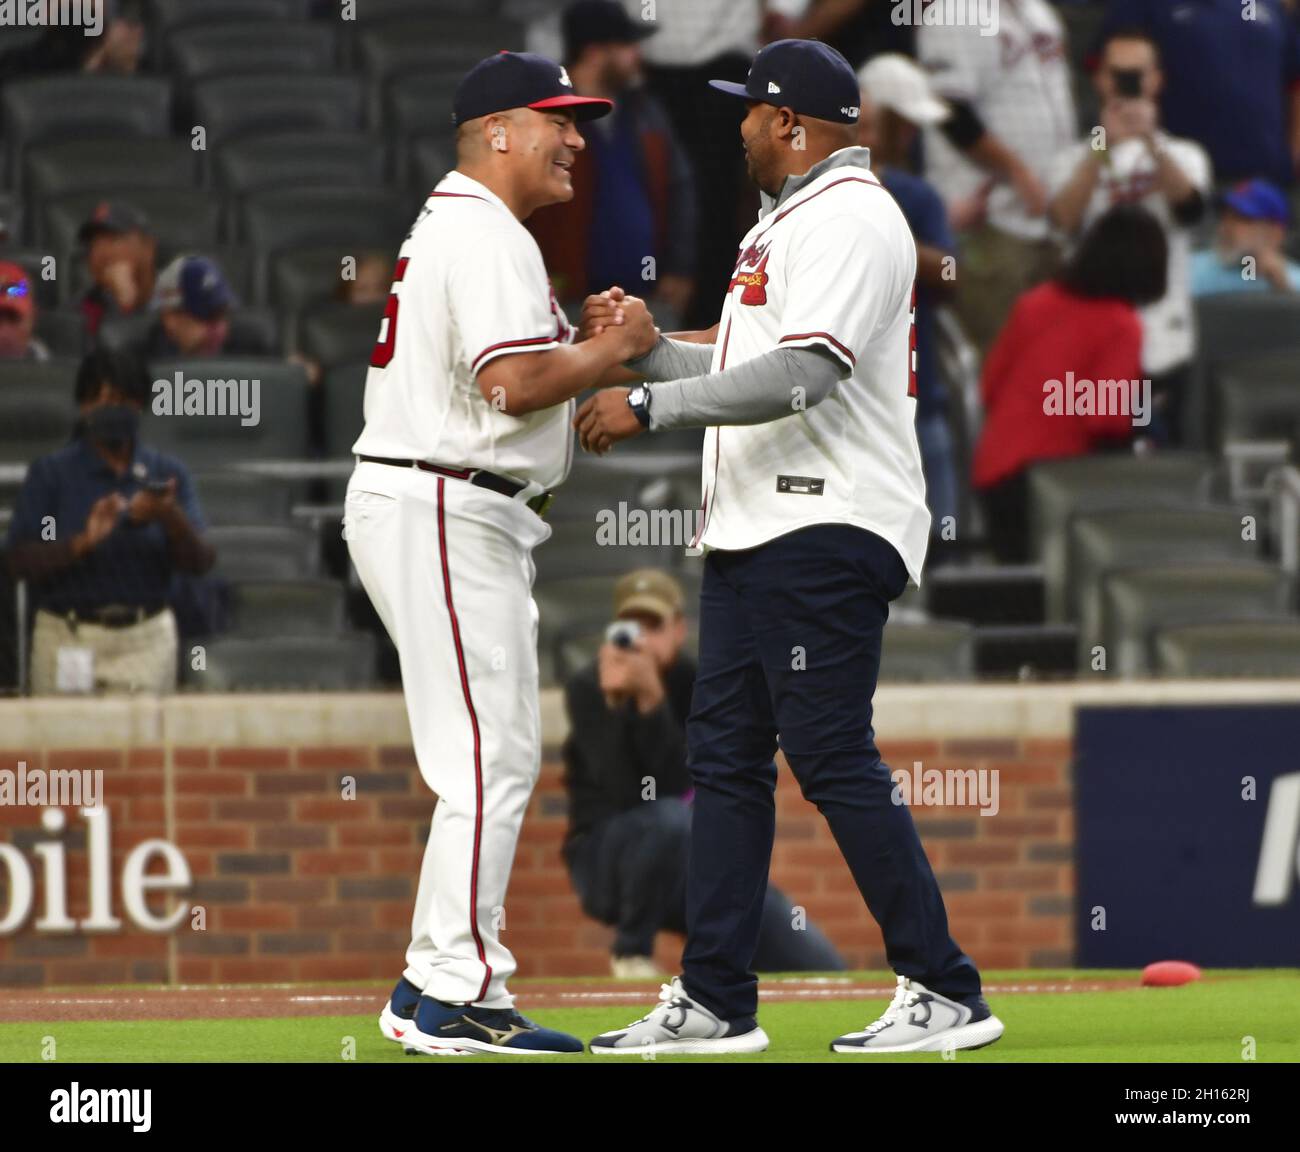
[322,359,368,462]
[385,74,460,158]
[143,357,311,467]
[1193,294,1300,448]
[266,245,399,319]
[207,523,320,582]
[298,302,384,369]
[409,134,455,196]
[1069,506,1259,657]
[1027,453,1214,622]
[0,361,79,461]
[226,578,347,636]
[191,74,365,145]
[215,133,390,203]
[879,620,977,682]
[187,632,377,692]
[32,310,87,358]
[24,138,198,205]
[1099,564,1294,677]
[238,188,407,259]
[193,471,297,526]
[1215,353,1300,454]
[2,76,171,170]
[167,22,336,83]
[1154,620,1300,678]
[42,188,223,258]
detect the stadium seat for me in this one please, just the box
[226,578,347,636]
[1154,620,1300,678]
[33,310,87,359]
[191,75,364,146]
[41,189,223,260]
[143,357,311,468]
[193,470,297,526]
[1193,294,1300,448]
[1069,506,1259,656]
[346,0,487,20]
[385,74,460,154]
[1027,453,1214,622]
[215,133,391,203]
[24,138,198,206]
[322,359,368,462]
[187,632,377,691]
[149,0,301,31]
[1099,564,1294,677]
[409,134,455,196]
[1215,353,1300,454]
[879,620,977,682]
[266,244,402,324]
[99,307,278,359]
[238,187,408,258]
[359,17,523,87]
[535,519,683,582]
[535,574,624,646]
[207,523,320,582]
[167,22,336,83]
[0,361,79,461]
[298,302,384,369]
[2,76,171,170]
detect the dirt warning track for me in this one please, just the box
[0,978,1139,1023]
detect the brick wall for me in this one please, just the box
[2,683,1294,987]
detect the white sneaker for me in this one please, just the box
[831,975,1004,1054]
[378,1000,421,1054]
[589,977,770,1055]
[610,955,662,980]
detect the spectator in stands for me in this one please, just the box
[1191,179,1300,295]
[973,206,1167,563]
[529,0,696,327]
[1049,27,1212,446]
[145,255,244,358]
[917,0,1076,355]
[0,0,144,77]
[858,54,959,535]
[636,0,761,328]
[6,350,214,695]
[79,202,158,340]
[562,568,845,979]
[1098,0,1300,189]
[0,261,51,361]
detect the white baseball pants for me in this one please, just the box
[344,460,550,1008]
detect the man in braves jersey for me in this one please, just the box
[345,51,648,1056]
[577,39,1002,1056]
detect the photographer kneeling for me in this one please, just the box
[562,569,844,978]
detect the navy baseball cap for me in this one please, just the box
[78,200,152,243]
[1221,179,1289,224]
[709,39,861,124]
[563,0,656,62]
[155,255,234,320]
[453,51,612,127]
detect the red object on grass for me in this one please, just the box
[1142,961,1203,987]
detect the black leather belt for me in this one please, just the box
[358,455,554,516]
[57,604,166,630]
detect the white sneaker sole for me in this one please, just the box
[591,1027,770,1056]
[379,1003,429,1055]
[832,1014,1005,1054]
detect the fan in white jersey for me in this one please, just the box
[345,51,650,1057]
[574,38,1000,1058]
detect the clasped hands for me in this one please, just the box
[573,285,659,455]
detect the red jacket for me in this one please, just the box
[972,282,1142,490]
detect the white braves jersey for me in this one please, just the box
[919,0,1076,240]
[696,148,931,585]
[351,170,575,489]
[1049,133,1213,374]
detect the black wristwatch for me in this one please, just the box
[626,383,652,429]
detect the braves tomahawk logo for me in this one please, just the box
[729,239,771,306]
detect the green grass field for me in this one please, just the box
[1,970,1295,1062]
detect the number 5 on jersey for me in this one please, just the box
[370,257,410,369]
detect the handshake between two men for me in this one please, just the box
[572,286,663,455]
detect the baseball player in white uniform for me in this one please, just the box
[346,51,646,1056]
[575,40,1003,1056]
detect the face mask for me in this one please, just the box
[84,404,139,451]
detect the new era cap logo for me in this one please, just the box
[767,81,781,94]
[559,66,573,87]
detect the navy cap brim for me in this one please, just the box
[708,79,755,101]
[528,94,613,121]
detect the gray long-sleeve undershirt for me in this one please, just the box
[626,336,847,431]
